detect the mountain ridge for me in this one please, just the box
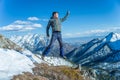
[0,34,23,52]
[65,32,120,75]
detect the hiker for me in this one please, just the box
[42,11,70,60]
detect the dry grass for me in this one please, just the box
[12,72,48,80]
[13,63,84,80]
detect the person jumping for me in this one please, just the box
[42,11,70,60]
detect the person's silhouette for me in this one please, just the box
[42,11,70,60]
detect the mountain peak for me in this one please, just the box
[104,32,120,42]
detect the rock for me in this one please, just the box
[12,63,83,80]
[12,72,48,80]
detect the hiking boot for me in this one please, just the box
[41,55,45,60]
[60,55,67,59]
[63,56,67,59]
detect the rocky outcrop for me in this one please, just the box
[13,63,83,80]
[13,72,49,80]
[0,34,23,52]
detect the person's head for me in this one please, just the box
[51,12,59,19]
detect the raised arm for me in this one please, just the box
[60,11,70,22]
[46,20,51,37]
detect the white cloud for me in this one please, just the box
[84,27,120,35]
[33,23,42,28]
[63,27,120,38]
[14,20,31,25]
[0,25,23,31]
[27,17,39,21]
[84,29,110,34]
[27,17,49,22]
[0,16,49,32]
[63,33,81,38]
[0,20,42,32]
[64,33,72,36]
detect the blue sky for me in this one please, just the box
[0,0,120,38]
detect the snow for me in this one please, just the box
[35,55,73,66]
[103,32,120,50]
[108,33,120,50]
[21,49,73,66]
[5,32,120,79]
[20,49,72,66]
[110,33,120,42]
[0,48,73,80]
[10,34,73,66]
[0,48,34,80]
[11,34,46,46]
[10,34,47,52]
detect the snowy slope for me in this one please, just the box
[0,48,73,80]
[0,48,34,80]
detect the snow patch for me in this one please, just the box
[0,48,34,80]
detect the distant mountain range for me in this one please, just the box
[66,32,120,78]
[63,36,104,44]
[10,34,75,57]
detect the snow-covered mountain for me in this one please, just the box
[4,32,120,79]
[10,33,75,57]
[10,34,47,53]
[0,34,73,80]
[66,32,120,78]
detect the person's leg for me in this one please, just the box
[42,33,57,56]
[57,33,65,57]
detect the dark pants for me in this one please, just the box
[42,32,64,57]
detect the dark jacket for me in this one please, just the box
[46,12,70,37]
